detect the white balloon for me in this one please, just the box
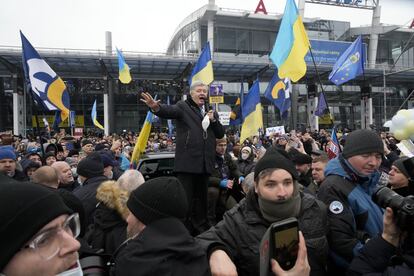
[383,120,393,128]
[392,114,408,128]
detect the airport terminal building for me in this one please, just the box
[0,0,413,135]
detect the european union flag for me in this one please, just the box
[329,36,364,85]
[315,91,328,117]
[264,70,291,119]
[21,31,70,122]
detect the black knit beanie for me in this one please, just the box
[127,177,188,225]
[342,129,384,159]
[393,157,410,179]
[254,150,298,180]
[77,152,104,178]
[0,182,72,271]
[291,152,313,165]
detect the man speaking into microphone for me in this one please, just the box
[141,80,225,235]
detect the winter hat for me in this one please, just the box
[0,145,16,161]
[342,129,384,159]
[291,152,313,165]
[241,146,252,154]
[254,150,298,180]
[0,182,72,271]
[81,139,93,147]
[94,143,109,152]
[67,149,79,157]
[99,152,115,168]
[77,152,104,178]
[127,177,188,225]
[393,157,410,179]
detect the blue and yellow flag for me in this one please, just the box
[269,0,310,82]
[189,41,214,85]
[130,111,154,169]
[91,99,104,130]
[21,31,70,122]
[116,48,132,84]
[329,36,364,85]
[264,70,291,119]
[229,81,244,126]
[240,79,263,143]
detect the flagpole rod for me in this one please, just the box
[308,47,335,127]
[32,102,46,158]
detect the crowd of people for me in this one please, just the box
[1,82,413,275]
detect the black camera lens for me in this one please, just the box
[372,186,405,210]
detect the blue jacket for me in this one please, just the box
[318,155,384,266]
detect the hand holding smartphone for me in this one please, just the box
[260,218,300,276]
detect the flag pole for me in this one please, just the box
[308,47,335,127]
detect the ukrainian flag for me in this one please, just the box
[21,31,70,122]
[269,0,310,82]
[116,48,132,84]
[130,111,154,169]
[189,41,214,85]
[91,99,104,130]
[240,79,263,143]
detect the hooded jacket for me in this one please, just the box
[86,181,128,255]
[111,217,210,276]
[317,155,384,267]
[197,189,328,276]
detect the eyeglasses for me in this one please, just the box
[24,213,80,260]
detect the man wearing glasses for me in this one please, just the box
[0,177,82,276]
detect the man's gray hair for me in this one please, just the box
[117,169,145,193]
[190,80,207,93]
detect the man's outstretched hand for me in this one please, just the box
[140,92,161,112]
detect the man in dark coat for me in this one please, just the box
[111,177,210,276]
[198,150,328,276]
[141,81,225,234]
[74,152,108,228]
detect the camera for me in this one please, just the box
[373,186,414,231]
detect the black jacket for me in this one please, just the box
[112,217,210,276]
[154,99,225,174]
[74,175,108,228]
[348,236,414,276]
[86,203,127,255]
[197,189,329,276]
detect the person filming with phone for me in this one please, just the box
[197,148,328,276]
[140,81,225,235]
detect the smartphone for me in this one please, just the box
[270,218,299,270]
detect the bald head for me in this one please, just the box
[31,166,59,189]
[51,161,74,186]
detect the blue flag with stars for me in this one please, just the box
[264,70,291,119]
[329,36,364,86]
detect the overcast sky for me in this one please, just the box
[1,0,412,53]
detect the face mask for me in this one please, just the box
[78,177,83,186]
[202,115,210,132]
[107,171,113,180]
[241,153,249,160]
[71,168,78,178]
[56,260,83,276]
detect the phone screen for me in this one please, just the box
[273,225,299,270]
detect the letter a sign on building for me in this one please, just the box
[255,0,268,15]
